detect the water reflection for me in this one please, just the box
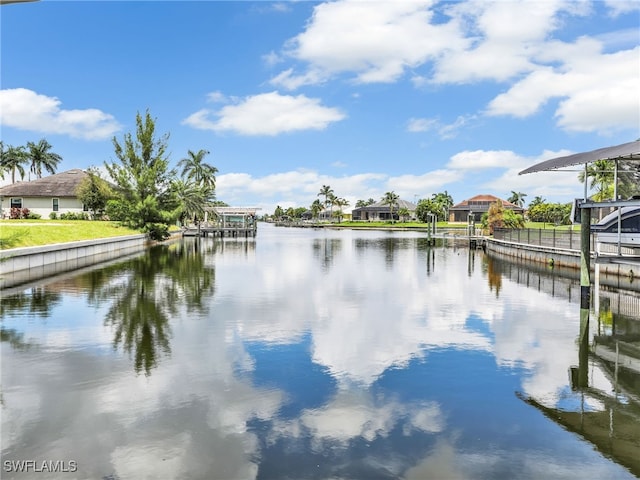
[313,237,342,271]
[484,255,503,297]
[0,327,34,351]
[0,287,61,318]
[1,226,639,479]
[91,241,215,375]
[488,251,640,478]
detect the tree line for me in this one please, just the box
[2,111,220,240]
[101,111,219,240]
[0,139,63,183]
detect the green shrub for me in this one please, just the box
[59,212,90,220]
[105,199,129,221]
[26,212,42,219]
[49,212,58,220]
[144,222,170,241]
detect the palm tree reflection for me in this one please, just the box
[0,287,62,318]
[87,240,215,375]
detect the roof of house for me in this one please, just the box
[352,199,417,211]
[450,194,523,210]
[0,169,90,197]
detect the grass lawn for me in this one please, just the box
[0,219,142,249]
[525,222,579,230]
[333,221,467,228]
[318,220,580,232]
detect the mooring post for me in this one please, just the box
[577,202,591,388]
[580,204,591,310]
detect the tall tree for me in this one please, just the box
[26,139,62,179]
[529,196,545,209]
[310,199,324,222]
[177,149,217,196]
[381,191,400,222]
[578,160,615,201]
[507,191,527,207]
[170,179,206,226]
[105,110,174,239]
[332,197,349,223]
[318,185,334,209]
[76,169,114,218]
[318,185,334,221]
[431,191,454,221]
[0,143,27,184]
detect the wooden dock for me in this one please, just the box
[182,206,260,238]
[182,225,257,237]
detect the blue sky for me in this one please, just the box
[1,0,639,214]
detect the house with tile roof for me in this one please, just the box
[351,199,417,221]
[448,194,524,222]
[0,169,91,218]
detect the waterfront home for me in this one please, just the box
[449,194,524,222]
[351,199,417,221]
[0,169,90,218]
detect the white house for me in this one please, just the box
[0,169,90,218]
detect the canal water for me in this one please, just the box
[1,223,639,480]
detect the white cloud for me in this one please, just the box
[0,88,121,140]
[447,150,522,170]
[271,0,463,88]
[407,117,438,133]
[261,51,282,68]
[386,170,464,199]
[605,0,640,17]
[475,148,583,199]
[432,0,589,84]
[182,91,345,136]
[268,1,637,136]
[408,115,477,139]
[486,41,640,134]
[206,91,228,103]
[216,170,388,212]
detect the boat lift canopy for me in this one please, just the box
[519,140,640,257]
[519,140,640,175]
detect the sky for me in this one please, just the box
[1,0,639,214]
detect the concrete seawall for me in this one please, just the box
[485,237,637,280]
[0,234,148,290]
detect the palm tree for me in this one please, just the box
[318,185,334,207]
[432,191,454,221]
[171,179,207,232]
[332,197,349,223]
[382,191,400,222]
[507,191,527,207]
[578,160,615,201]
[172,179,206,221]
[178,149,218,195]
[26,139,62,179]
[310,199,324,223]
[0,143,28,183]
[529,196,545,209]
[318,185,334,221]
[398,207,410,222]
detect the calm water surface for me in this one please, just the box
[2,224,639,479]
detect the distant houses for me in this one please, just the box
[351,199,417,221]
[0,169,90,218]
[449,194,524,222]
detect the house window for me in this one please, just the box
[10,198,22,209]
[52,198,59,212]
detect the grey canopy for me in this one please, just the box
[519,140,640,175]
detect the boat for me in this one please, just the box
[591,206,640,247]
